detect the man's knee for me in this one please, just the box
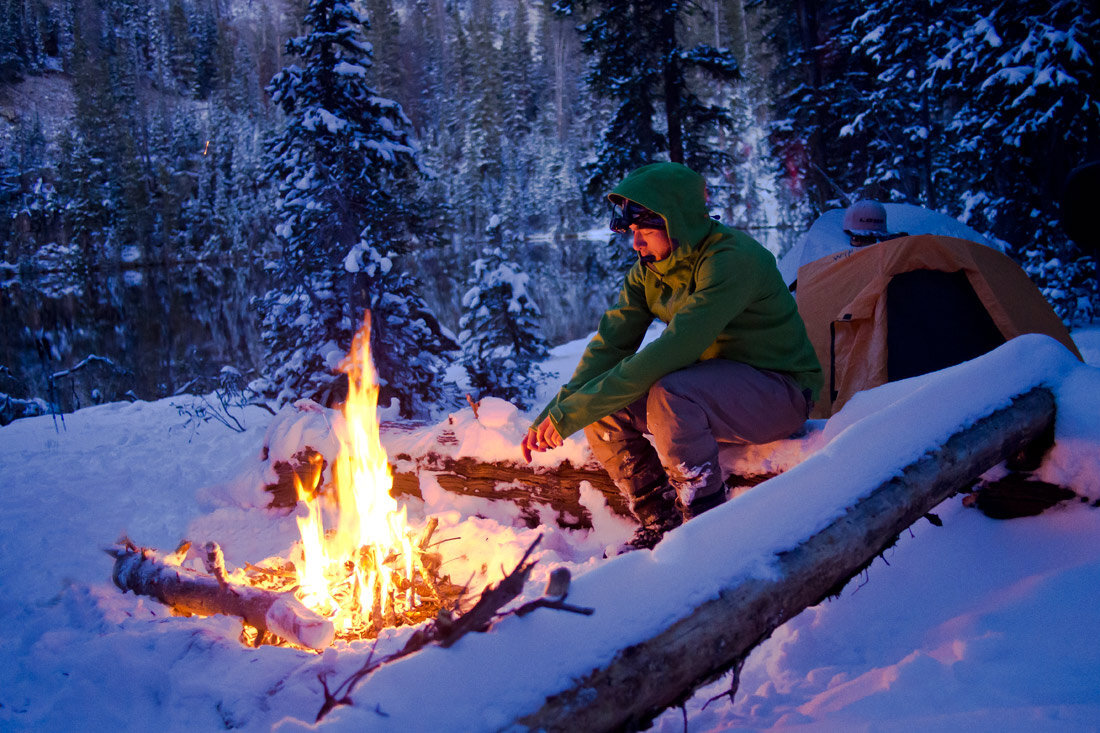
[645,373,709,441]
[584,420,619,466]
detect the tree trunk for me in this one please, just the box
[265,451,777,530]
[515,386,1056,731]
[108,542,335,650]
[661,7,683,164]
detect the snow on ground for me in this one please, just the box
[1,329,1099,731]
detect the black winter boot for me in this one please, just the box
[621,484,682,552]
[680,489,727,520]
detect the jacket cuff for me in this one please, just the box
[548,405,575,439]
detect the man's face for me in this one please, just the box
[631,223,673,263]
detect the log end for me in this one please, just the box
[266,595,335,650]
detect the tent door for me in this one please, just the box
[886,269,1006,382]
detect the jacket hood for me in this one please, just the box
[609,162,717,273]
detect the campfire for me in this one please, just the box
[109,313,589,661]
[110,314,464,650]
[251,315,457,642]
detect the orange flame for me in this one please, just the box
[292,312,419,634]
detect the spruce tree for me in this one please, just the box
[837,0,961,208]
[932,0,1099,324]
[764,0,860,213]
[256,0,454,415]
[553,0,740,195]
[458,247,551,410]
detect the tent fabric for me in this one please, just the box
[795,234,1081,418]
[778,203,1000,287]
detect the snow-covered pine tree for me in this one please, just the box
[932,0,1099,325]
[705,0,795,245]
[345,241,458,417]
[458,247,551,410]
[255,0,454,414]
[554,0,740,196]
[840,0,959,208]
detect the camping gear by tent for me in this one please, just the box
[778,202,999,287]
[795,233,1081,418]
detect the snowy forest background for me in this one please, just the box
[1,0,1097,424]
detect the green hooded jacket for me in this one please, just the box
[535,162,823,438]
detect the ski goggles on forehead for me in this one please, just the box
[609,201,665,233]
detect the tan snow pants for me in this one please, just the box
[584,360,810,514]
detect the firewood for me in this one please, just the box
[107,542,335,650]
[316,535,552,722]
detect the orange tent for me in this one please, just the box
[795,234,1081,418]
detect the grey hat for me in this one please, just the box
[843,200,889,236]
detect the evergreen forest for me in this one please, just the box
[1,0,1097,423]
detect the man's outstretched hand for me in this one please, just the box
[522,417,563,463]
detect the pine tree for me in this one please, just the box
[932,0,1099,324]
[362,0,403,98]
[256,0,453,415]
[346,241,458,416]
[165,0,196,94]
[458,247,551,410]
[553,0,740,195]
[0,0,52,81]
[836,0,961,207]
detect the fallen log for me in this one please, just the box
[397,457,779,527]
[263,453,630,527]
[395,456,628,528]
[107,540,335,650]
[267,451,779,530]
[516,386,1057,730]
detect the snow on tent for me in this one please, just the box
[781,203,1081,418]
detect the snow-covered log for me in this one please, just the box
[515,385,1056,730]
[395,458,774,529]
[107,541,335,650]
[263,450,632,528]
[394,456,628,527]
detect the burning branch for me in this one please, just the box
[437,533,541,647]
[107,539,335,651]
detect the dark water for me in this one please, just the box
[0,261,268,418]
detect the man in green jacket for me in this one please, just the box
[522,162,822,549]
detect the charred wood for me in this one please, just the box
[317,535,554,721]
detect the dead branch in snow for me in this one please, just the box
[316,534,592,722]
[514,386,1057,731]
[107,539,335,650]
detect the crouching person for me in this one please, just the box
[521,162,822,551]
